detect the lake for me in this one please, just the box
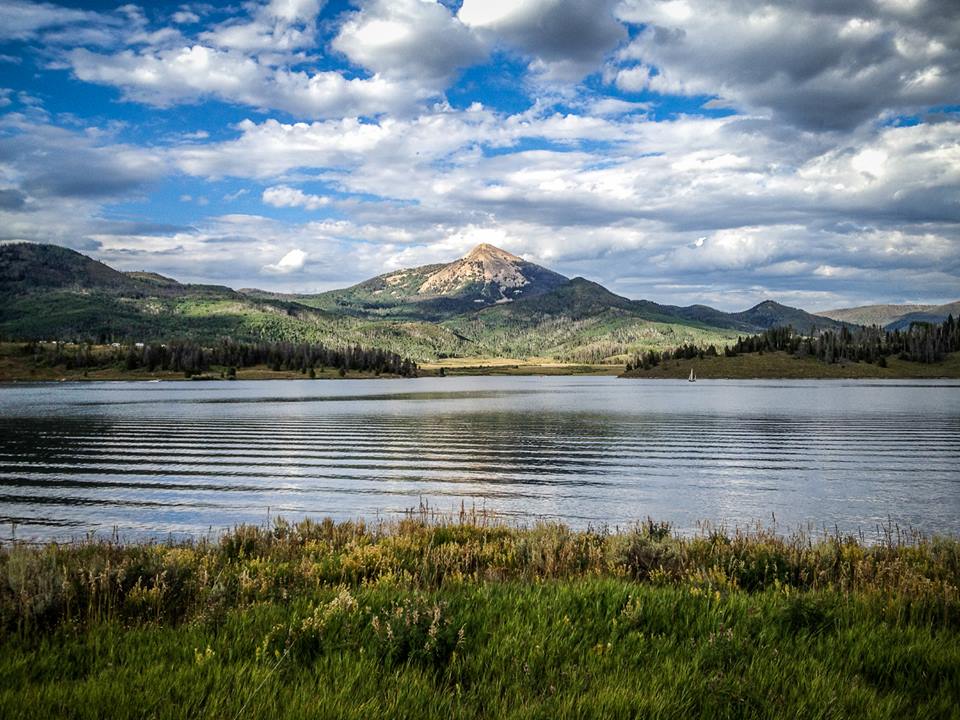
[0,377,958,542]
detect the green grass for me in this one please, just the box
[2,518,958,718]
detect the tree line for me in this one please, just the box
[626,316,960,371]
[25,339,419,377]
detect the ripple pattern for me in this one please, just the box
[0,377,958,540]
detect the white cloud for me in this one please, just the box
[459,0,626,81]
[263,247,308,274]
[262,185,330,210]
[67,45,420,118]
[3,0,958,308]
[613,0,960,129]
[0,114,166,200]
[171,11,200,25]
[333,0,486,84]
[0,0,115,42]
[159,107,960,306]
[201,0,323,53]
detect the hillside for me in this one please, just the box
[0,241,903,365]
[0,243,471,359]
[730,300,848,333]
[443,278,740,362]
[817,303,936,327]
[884,301,960,331]
[0,242,148,296]
[818,301,960,330]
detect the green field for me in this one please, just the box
[2,517,958,719]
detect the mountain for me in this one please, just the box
[443,277,741,362]
[442,281,850,362]
[0,243,475,357]
[817,303,937,328]
[1,242,149,296]
[884,301,960,331]
[730,300,848,333]
[288,243,569,321]
[818,301,960,331]
[0,241,889,364]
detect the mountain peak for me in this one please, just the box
[464,243,522,263]
[419,243,534,297]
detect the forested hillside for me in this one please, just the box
[626,315,960,372]
[2,241,930,366]
[27,339,418,377]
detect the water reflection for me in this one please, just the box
[0,377,958,540]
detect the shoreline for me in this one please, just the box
[3,345,959,382]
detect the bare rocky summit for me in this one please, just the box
[418,244,539,301]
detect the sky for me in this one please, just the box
[0,0,958,311]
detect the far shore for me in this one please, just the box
[3,343,959,382]
[620,349,960,380]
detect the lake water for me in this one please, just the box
[0,377,958,542]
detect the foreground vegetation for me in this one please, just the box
[2,516,958,719]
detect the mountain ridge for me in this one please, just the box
[0,241,880,362]
[818,301,960,330]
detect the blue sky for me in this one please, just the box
[0,0,958,310]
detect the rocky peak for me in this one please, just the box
[464,243,522,263]
[418,243,530,297]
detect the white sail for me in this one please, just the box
[688,369,696,382]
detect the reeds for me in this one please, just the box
[1,515,959,718]
[2,514,957,635]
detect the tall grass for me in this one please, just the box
[1,516,958,718]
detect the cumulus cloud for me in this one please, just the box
[67,45,420,118]
[613,0,960,130]
[262,185,330,210]
[263,247,308,274]
[333,0,486,84]
[171,10,201,25]
[459,0,626,81]
[163,107,960,305]
[0,115,165,201]
[55,0,438,118]
[2,0,959,308]
[201,0,323,53]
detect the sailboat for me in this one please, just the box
[688,368,696,382]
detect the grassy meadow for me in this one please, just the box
[420,356,623,376]
[2,516,958,719]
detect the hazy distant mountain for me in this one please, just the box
[819,301,960,330]
[0,241,883,362]
[883,301,960,331]
[817,303,937,328]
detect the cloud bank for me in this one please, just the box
[0,0,956,308]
